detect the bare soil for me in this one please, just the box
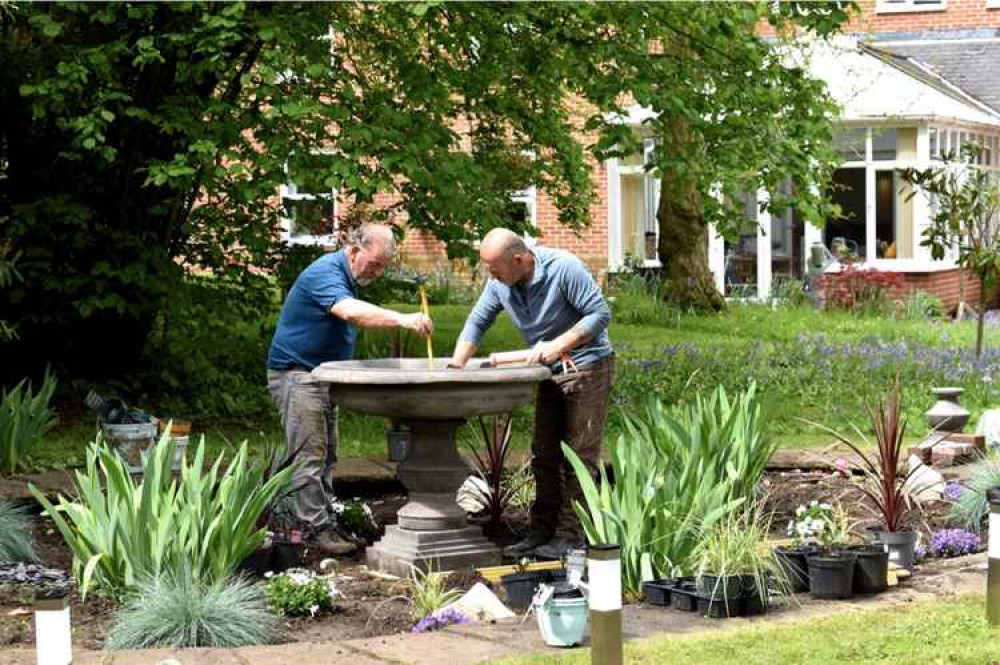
[0,470,962,652]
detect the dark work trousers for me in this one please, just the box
[529,355,615,540]
[266,369,338,532]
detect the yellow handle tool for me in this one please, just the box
[419,284,433,368]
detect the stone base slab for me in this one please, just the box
[366,524,501,577]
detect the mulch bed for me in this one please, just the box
[0,469,963,652]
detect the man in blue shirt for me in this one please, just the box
[450,228,614,560]
[268,223,432,555]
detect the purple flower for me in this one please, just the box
[941,483,964,502]
[930,529,981,558]
[411,608,471,634]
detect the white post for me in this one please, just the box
[35,590,72,665]
[988,486,1000,626]
[707,223,725,294]
[756,189,772,300]
[588,544,622,665]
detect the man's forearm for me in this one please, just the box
[553,325,592,355]
[451,340,479,366]
[330,298,403,329]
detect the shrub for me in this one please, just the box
[1,369,57,474]
[695,504,789,602]
[770,278,811,308]
[901,290,944,321]
[31,433,294,598]
[264,568,339,617]
[0,501,37,563]
[819,265,905,316]
[105,571,279,650]
[565,382,776,596]
[948,453,1000,533]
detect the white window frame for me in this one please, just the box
[988,0,1000,8]
[875,0,947,13]
[509,186,538,227]
[279,151,340,247]
[609,138,661,269]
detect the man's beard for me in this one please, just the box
[356,276,374,287]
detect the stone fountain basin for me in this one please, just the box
[311,358,551,420]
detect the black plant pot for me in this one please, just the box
[237,545,274,578]
[774,545,817,593]
[642,579,675,606]
[697,574,754,601]
[272,542,302,573]
[807,552,857,600]
[848,545,889,594]
[501,571,548,610]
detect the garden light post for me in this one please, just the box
[988,486,1000,626]
[34,588,72,665]
[588,543,622,665]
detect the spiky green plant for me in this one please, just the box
[31,432,294,598]
[949,453,1000,533]
[565,382,776,596]
[407,563,462,622]
[105,571,279,649]
[0,369,57,474]
[0,501,37,563]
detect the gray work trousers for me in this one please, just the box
[267,369,338,532]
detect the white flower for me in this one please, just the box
[309,604,320,618]
[810,500,818,507]
[819,503,832,511]
[984,374,993,384]
[795,506,806,517]
[327,581,340,599]
[263,571,274,579]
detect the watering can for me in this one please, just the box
[532,581,588,648]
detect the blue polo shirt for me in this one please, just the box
[458,246,612,372]
[267,250,358,371]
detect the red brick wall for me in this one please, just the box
[895,268,997,313]
[844,0,1000,34]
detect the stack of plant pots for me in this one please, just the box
[776,543,889,599]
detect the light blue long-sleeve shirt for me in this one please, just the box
[458,246,612,373]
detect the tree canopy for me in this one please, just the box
[0,2,851,381]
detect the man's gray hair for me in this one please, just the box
[346,223,396,257]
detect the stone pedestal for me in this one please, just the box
[367,418,500,575]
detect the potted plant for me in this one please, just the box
[694,506,788,617]
[775,501,827,593]
[811,380,924,571]
[804,504,858,599]
[501,557,548,611]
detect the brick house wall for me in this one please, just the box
[845,0,1000,35]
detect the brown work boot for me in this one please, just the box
[311,529,358,556]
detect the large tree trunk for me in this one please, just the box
[655,121,725,312]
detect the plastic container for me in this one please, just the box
[774,545,817,593]
[849,545,889,594]
[807,552,857,599]
[102,422,157,473]
[697,595,742,619]
[642,579,674,606]
[502,571,548,610]
[534,584,588,647]
[668,578,699,612]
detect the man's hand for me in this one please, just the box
[526,339,563,365]
[399,312,433,337]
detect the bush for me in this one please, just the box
[105,571,279,649]
[31,433,294,598]
[818,265,905,316]
[566,383,776,596]
[1,369,57,474]
[770,278,811,308]
[264,568,339,617]
[331,498,379,542]
[901,290,944,321]
[0,501,37,563]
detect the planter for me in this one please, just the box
[238,546,274,578]
[102,421,157,473]
[926,387,970,433]
[774,545,817,593]
[669,578,699,611]
[534,584,588,647]
[848,545,889,594]
[385,425,409,462]
[502,571,548,610]
[873,529,919,570]
[807,552,857,599]
[642,579,674,606]
[697,574,753,600]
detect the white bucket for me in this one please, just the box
[168,436,189,471]
[102,422,156,473]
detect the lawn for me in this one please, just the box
[496,595,999,665]
[32,300,995,469]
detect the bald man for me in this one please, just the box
[450,229,614,560]
[268,223,433,556]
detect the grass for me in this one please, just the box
[31,301,992,468]
[0,501,37,563]
[496,595,998,664]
